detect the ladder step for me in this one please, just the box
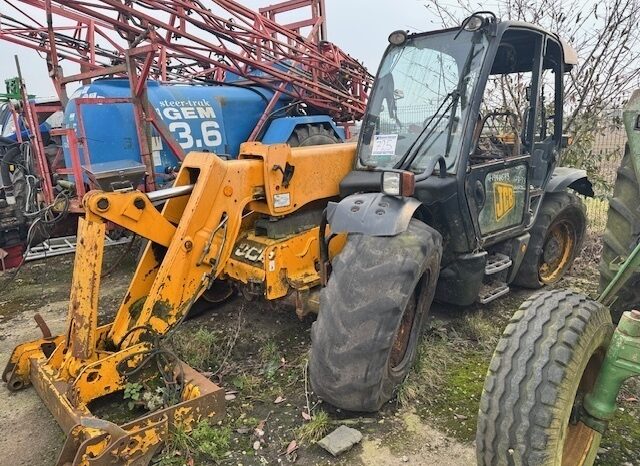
[478,282,510,304]
[24,234,132,262]
[485,253,512,275]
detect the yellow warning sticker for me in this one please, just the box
[494,182,515,221]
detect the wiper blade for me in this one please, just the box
[394,89,458,170]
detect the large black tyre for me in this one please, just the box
[476,290,614,466]
[309,219,442,412]
[286,124,340,147]
[513,192,586,288]
[599,146,640,321]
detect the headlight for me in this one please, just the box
[464,15,485,31]
[381,171,415,197]
[388,30,408,46]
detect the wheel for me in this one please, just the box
[286,124,340,147]
[476,290,614,466]
[309,219,442,412]
[513,191,586,288]
[187,281,235,319]
[600,146,640,321]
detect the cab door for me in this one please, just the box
[464,29,550,244]
[466,157,529,241]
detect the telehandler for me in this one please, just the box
[4,13,593,464]
[476,91,640,465]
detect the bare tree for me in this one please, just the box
[425,0,640,184]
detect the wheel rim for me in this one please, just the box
[562,350,604,466]
[389,271,430,371]
[390,294,417,369]
[539,219,576,284]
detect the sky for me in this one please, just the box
[0,0,445,97]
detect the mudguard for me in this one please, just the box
[326,193,421,237]
[546,166,594,197]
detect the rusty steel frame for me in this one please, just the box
[1,0,371,121]
[1,0,370,214]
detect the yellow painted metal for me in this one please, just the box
[66,216,104,361]
[3,141,356,464]
[84,190,177,247]
[224,227,346,300]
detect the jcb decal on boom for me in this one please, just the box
[494,182,515,221]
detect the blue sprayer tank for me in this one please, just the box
[63,79,343,187]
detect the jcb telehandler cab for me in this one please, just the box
[3,13,592,464]
[310,12,593,410]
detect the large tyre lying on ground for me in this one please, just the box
[599,146,640,322]
[513,191,586,288]
[476,290,614,466]
[309,219,442,412]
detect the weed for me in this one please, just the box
[171,328,219,371]
[260,340,278,361]
[123,381,167,412]
[230,373,262,394]
[233,413,259,429]
[123,382,144,410]
[260,340,281,379]
[296,410,330,444]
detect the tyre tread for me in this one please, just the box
[476,290,613,465]
[309,220,442,411]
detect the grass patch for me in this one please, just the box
[171,328,219,371]
[599,409,640,465]
[457,311,502,347]
[396,336,457,407]
[157,421,231,464]
[397,330,489,440]
[598,378,640,465]
[296,410,331,444]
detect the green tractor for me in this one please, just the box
[476,91,640,465]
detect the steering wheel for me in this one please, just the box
[473,110,521,158]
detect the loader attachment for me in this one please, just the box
[3,214,225,465]
[2,142,356,464]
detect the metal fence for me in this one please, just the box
[581,112,627,232]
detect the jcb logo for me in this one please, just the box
[494,183,515,221]
[233,241,265,264]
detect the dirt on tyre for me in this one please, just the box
[514,191,586,288]
[309,219,442,412]
[476,290,614,466]
[599,146,640,321]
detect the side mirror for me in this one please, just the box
[525,86,532,102]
